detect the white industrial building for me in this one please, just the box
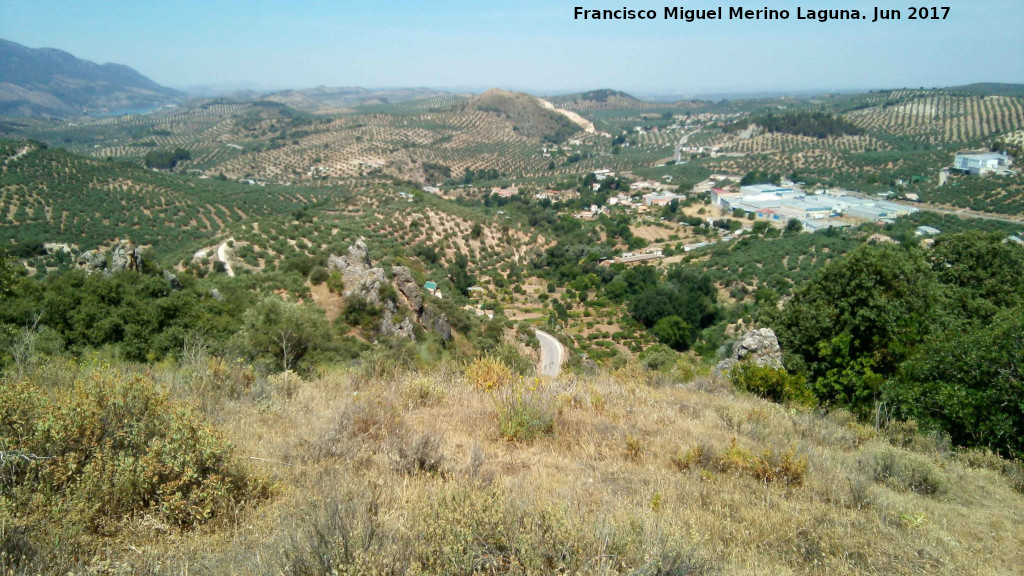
[953,152,1013,175]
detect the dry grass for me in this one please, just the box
[16,360,1024,575]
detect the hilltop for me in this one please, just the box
[0,38,179,117]
[464,88,582,144]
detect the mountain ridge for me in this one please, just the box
[0,38,179,117]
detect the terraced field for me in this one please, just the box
[210,109,556,183]
[0,140,330,262]
[843,90,1024,144]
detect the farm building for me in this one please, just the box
[953,152,1013,175]
[643,192,685,206]
[616,250,664,264]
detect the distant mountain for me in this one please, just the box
[0,38,179,117]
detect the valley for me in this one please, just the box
[1,21,1023,576]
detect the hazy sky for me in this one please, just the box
[2,0,1021,95]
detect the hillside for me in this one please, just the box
[2,352,1023,574]
[465,88,582,144]
[0,38,179,117]
[549,88,707,113]
[948,83,1024,98]
[0,140,328,263]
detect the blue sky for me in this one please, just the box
[2,1,1021,95]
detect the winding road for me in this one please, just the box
[535,329,564,378]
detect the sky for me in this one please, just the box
[2,0,1022,96]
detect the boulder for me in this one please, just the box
[209,288,225,302]
[713,327,784,377]
[392,265,422,315]
[433,313,452,342]
[109,240,143,272]
[76,250,106,272]
[163,270,182,290]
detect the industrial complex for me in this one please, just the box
[711,183,919,230]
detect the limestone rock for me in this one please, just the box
[109,240,143,272]
[77,250,106,272]
[327,238,386,305]
[392,265,422,315]
[44,242,75,255]
[713,327,783,377]
[433,313,452,341]
[380,309,417,341]
[163,270,182,290]
[209,288,225,302]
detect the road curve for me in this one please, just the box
[535,329,564,378]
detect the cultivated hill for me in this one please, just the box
[947,83,1024,98]
[550,88,705,112]
[463,88,581,144]
[0,38,179,117]
[0,139,325,262]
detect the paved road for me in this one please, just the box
[535,329,564,378]
[674,131,697,163]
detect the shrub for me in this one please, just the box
[308,265,330,285]
[730,363,816,407]
[466,356,515,391]
[751,447,808,486]
[326,271,345,294]
[865,447,949,496]
[670,445,711,472]
[639,344,677,372]
[496,387,555,443]
[0,368,262,541]
[278,490,408,576]
[391,433,445,475]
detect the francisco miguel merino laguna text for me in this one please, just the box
[573,6,951,23]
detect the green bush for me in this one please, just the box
[496,387,555,443]
[639,344,677,372]
[309,265,330,285]
[865,447,948,496]
[729,363,816,407]
[0,367,262,543]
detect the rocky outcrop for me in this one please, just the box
[327,239,387,306]
[76,250,106,272]
[380,309,416,340]
[44,242,76,255]
[392,265,423,315]
[424,310,452,342]
[714,328,784,377]
[109,240,142,272]
[329,239,421,340]
[163,270,182,290]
